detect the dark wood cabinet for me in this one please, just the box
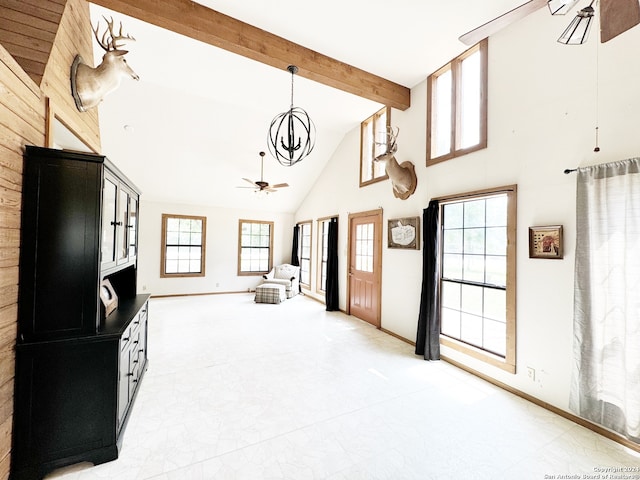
[11,146,149,480]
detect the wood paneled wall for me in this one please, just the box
[0,0,65,87]
[41,0,100,152]
[0,44,46,480]
[1,0,101,153]
[0,1,101,477]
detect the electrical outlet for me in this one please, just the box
[527,367,535,381]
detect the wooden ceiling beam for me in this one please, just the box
[89,0,411,110]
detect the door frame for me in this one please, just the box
[346,208,383,328]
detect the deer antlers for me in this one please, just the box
[375,126,399,158]
[93,16,136,52]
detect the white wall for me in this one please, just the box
[293,9,640,415]
[138,200,294,296]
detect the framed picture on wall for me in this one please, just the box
[529,225,563,259]
[388,216,420,249]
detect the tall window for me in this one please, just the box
[238,220,273,275]
[427,40,487,166]
[360,107,390,186]
[317,218,332,293]
[298,221,312,287]
[161,214,206,277]
[438,185,516,372]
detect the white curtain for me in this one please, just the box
[570,157,640,442]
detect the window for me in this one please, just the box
[238,220,273,275]
[427,40,487,166]
[298,221,312,287]
[438,185,516,372]
[161,214,206,277]
[317,218,331,294]
[360,107,390,186]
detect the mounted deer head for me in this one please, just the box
[71,17,139,112]
[374,126,417,200]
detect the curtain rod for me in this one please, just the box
[564,168,577,174]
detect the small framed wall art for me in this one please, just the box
[388,216,420,249]
[529,225,563,259]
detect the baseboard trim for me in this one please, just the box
[150,291,249,299]
[381,328,415,345]
[378,328,640,454]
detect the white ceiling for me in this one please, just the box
[87,0,537,213]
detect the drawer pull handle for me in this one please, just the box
[122,337,130,342]
[133,340,138,344]
[111,221,123,226]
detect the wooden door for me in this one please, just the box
[348,210,382,327]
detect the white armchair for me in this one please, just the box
[261,264,300,298]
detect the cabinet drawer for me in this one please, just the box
[120,325,132,351]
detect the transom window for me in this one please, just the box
[360,107,390,186]
[238,220,273,275]
[438,185,516,372]
[161,214,206,277]
[427,39,487,166]
[298,221,312,287]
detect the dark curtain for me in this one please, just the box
[291,225,300,266]
[290,224,301,293]
[325,217,339,311]
[415,200,440,360]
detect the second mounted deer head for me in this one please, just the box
[374,127,417,200]
[71,16,139,112]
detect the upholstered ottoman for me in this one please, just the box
[254,283,286,304]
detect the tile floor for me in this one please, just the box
[48,293,640,479]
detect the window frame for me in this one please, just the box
[360,106,391,187]
[160,213,207,278]
[426,39,488,167]
[298,220,312,288]
[436,184,517,373]
[316,216,336,295]
[237,219,274,276]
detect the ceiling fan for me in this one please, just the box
[238,151,289,193]
[459,0,640,46]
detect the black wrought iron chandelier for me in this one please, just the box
[268,65,315,167]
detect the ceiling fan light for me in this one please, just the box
[557,3,595,44]
[548,0,580,15]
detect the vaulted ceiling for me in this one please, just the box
[83,1,569,212]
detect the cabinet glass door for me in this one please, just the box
[101,176,118,268]
[116,189,130,265]
[128,196,138,260]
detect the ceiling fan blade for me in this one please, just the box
[459,0,548,45]
[242,178,258,187]
[600,0,640,43]
[270,183,289,189]
[548,0,579,15]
